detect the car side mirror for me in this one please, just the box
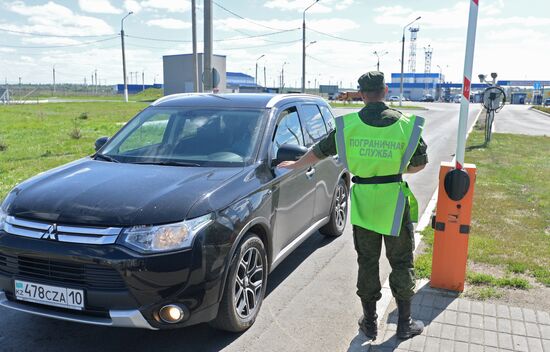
[94,136,109,151]
[274,144,308,166]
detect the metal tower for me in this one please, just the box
[408,26,420,73]
[424,45,433,73]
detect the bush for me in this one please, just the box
[0,139,7,151]
[78,112,89,120]
[69,118,82,139]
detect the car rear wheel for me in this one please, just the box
[319,178,349,237]
[210,233,268,332]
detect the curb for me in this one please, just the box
[530,106,550,118]
[360,108,484,350]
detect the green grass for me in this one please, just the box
[532,106,550,114]
[0,102,149,199]
[466,287,503,300]
[415,131,550,288]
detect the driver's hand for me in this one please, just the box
[277,161,298,169]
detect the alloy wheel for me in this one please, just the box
[334,183,348,231]
[234,247,264,319]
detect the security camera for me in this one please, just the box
[478,74,486,83]
[490,72,498,79]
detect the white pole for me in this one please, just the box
[455,0,479,169]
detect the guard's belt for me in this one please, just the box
[352,174,403,184]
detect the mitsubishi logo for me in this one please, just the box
[42,224,59,241]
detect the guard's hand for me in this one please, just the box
[277,161,298,169]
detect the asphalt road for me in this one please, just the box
[0,103,481,352]
[493,105,550,136]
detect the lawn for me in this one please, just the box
[0,102,149,199]
[532,106,550,114]
[415,130,550,292]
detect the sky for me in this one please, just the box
[1,0,549,88]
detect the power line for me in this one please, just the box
[126,29,298,43]
[307,28,383,44]
[220,39,302,51]
[212,1,288,31]
[0,27,117,38]
[0,36,119,49]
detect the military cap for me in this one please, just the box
[358,71,386,92]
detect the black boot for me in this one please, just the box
[396,299,424,339]
[358,301,377,340]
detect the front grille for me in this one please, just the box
[3,216,122,245]
[0,252,126,291]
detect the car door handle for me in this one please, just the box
[305,167,316,179]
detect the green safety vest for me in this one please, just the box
[335,112,425,236]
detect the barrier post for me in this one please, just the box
[430,0,479,292]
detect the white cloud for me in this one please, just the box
[146,18,191,30]
[22,37,81,45]
[373,1,550,30]
[216,18,359,34]
[7,1,114,36]
[264,0,354,13]
[0,48,16,53]
[140,0,190,13]
[124,0,142,13]
[78,0,122,14]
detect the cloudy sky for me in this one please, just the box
[1,0,549,88]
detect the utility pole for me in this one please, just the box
[302,0,319,93]
[121,12,133,102]
[281,62,288,92]
[94,69,98,95]
[399,16,421,107]
[191,0,199,92]
[52,65,56,95]
[203,0,213,92]
[373,50,388,71]
[142,71,145,92]
[264,66,267,88]
[255,54,265,86]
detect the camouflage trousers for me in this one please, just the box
[352,206,416,303]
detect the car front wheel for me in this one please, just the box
[210,233,268,332]
[319,178,349,237]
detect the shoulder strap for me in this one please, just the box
[399,115,425,173]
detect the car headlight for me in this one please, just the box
[118,213,213,253]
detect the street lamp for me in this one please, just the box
[255,54,265,86]
[302,0,319,93]
[373,51,388,71]
[281,61,289,92]
[399,16,421,107]
[121,11,133,103]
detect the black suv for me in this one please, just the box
[0,94,349,332]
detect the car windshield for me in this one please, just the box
[100,107,267,167]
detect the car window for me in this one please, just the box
[319,105,335,131]
[272,107,304,158]
[300,104,328,146]
[102,107,266,166]
[118,113,170,153]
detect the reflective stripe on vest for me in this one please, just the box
[335,111,424,236]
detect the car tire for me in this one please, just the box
[319,178,349,237]
[209,233,268,332]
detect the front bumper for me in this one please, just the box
[0,291,156,329]
[0,223,230,329]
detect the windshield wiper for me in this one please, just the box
[131,160,201,167]
[94,153,120,163]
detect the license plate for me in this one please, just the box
[14,280,85,311]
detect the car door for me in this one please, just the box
[298,103,341,221]
[271,106,316,255]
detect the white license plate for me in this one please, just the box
[14,280,85,311]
